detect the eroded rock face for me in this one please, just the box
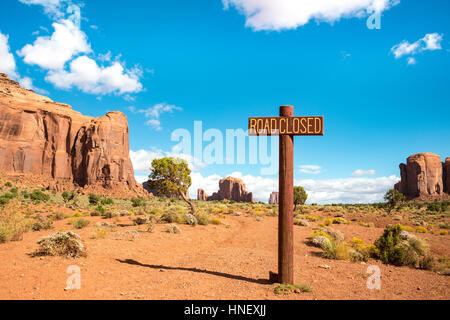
[394,153,447,199]
[197,189,208,201]
[0,73,138,193]
[269,192,279,204]
[444,158,450,194]
[207,176,253,202]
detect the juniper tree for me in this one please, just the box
[147,157,196,215]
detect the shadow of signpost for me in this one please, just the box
[116,259,272,285]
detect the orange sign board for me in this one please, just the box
[248,116,324,136]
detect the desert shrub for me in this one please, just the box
[322,241,352,260]
[374,224,429,267]
[133,217,149,226]
[30,190,50,204]
[88,193,101,205]
[320,218,333,227]
[0,196,10,206]
[32,231,86,258]
[101,197,114,205]
[319,226,344,242]
[51,212,66,221]
[274,283,312,295]
[426,202,441,212]
[196,213,210,225]
[0,211,33,243]
[294,218,310,227]
[94,205,106,216]
[4,182,12,188]
[31,215,54,231]
[414,226,427,233]
[10,187,18,196]
[184,213,198,226]
[160,211,179,223]
[166,224,181,234]
[210,217,222,225]
[71,218,90,230]
[310,236,332,250]
[62,191,76,203]
[20,190,30,199]
[131,197,145,207]
[90,229,108,239]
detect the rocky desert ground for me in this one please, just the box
[0,179,449,300]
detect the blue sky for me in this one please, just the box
[1,0,449,203]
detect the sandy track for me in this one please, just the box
[0,215,448,300]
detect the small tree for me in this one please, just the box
[293,186,308,212]
[146,157,196,215]
[384,189,405,213]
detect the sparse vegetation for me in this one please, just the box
[32,231,86,258]
[274,283,312,295]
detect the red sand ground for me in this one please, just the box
[0,214,448,300]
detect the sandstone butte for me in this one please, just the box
[197,176,254,203]
[268,192,279,204]
[0,73,141,196]
[395,152,450,200]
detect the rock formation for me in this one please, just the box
[197,188,208,201]
[269,192,279,204]
[444,158,450,194]
[207,176,253,202]
[0,73,138,194]
[394,153,449,200]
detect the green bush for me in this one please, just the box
[374,224,429,268]
[30,190,50,204]
[71,218,90,230]
[4,182,12,188]
[62,191,76,203]
[94,205,106,216]
[101,197,114,205]
[131,197,145,207]
[88,193,101,205]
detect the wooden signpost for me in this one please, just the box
[249,106,324,284]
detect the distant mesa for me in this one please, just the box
[197,176,254,203]
[197,188,208,201]
[269,192,279,204]
[394,153,450,200]
[0,73,140,196]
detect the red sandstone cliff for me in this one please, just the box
[395,153,449,200]
[0,73,138,194]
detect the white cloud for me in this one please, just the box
[130,103,183,130]
[391,33,443,60]
[19,0,67,19]
[137,103,183,119]
[407,57,416,65]
[146,119,162,131]
[298,175,400,204]
[17,1,143,97]
[299,165,322,174]
[0,32,19,79]
[18,19,91,70]
[0,31,46,94]
[222,0,399,31]
[188,171,399,204]
[130,149,206,175]
[351,169,376,177]
[422,33,443,50]
[45,56,143,95]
